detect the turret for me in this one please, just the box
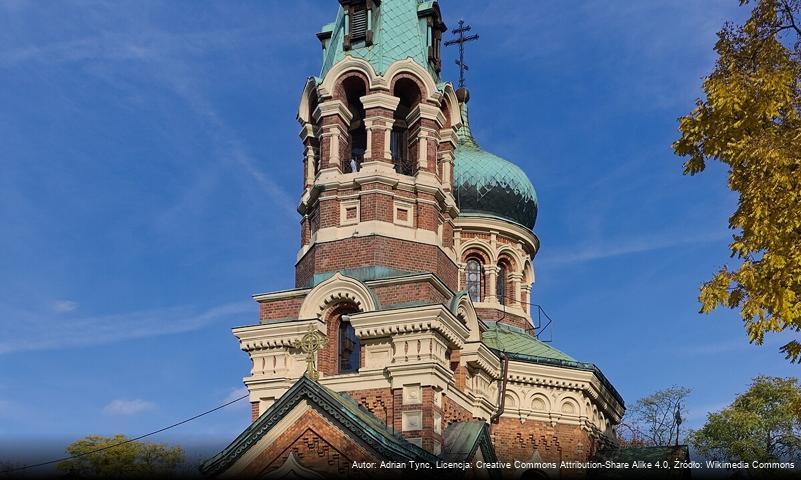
[295,0,462,291]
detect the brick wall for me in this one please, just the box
[372,281,450,308]
[442,394,472,426]
[296,236,458,290]
[475,307,534,334]
[490,417,593,464]
[346,388,394,428]
[241,409,373,479]
[259,296,305,322]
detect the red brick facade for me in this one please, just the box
[490,417,595,464]
[239,409,374,479]
[295,236,458,290]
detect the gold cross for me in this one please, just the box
[293,324,327,380]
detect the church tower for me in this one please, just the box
[295,0,459,291]
[203,2,627,478]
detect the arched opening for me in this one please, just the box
[342,76,367,173]
[307,89,321,176]
[391,77,421,175]
[320,301,362,376]
[338,316,360,373]
[466,258,483,302]
[496,263,507,305]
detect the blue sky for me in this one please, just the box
[0,0,797,471]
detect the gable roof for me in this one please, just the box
[200,375,438,476]
[441,421,498,464]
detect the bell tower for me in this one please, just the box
[294,0,461,291]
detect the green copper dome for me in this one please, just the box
[454,101,538,229]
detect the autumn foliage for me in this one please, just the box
[674,0,801,362]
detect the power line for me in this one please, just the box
[4,393,248,473]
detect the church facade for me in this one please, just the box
[202,1,626,478]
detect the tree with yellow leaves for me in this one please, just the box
[674,0,801,362]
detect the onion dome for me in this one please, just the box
[453,93,538,229]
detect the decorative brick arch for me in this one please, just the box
[529,393,551,413]
[496,246,522,272]
[384,58,439,102]
[318,56,380,99]
[452,292,481,342]
[297,77,319,125]
[299,273,377,320]
[560,396,580,416]
[460,241,494,265]
[332,70,371,102]
[523,259,533,284]
[504,390,521,410]
[389,72,426,106]
[439,84,462,129]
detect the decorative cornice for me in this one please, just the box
[234,320,325,352]
[454,216,538,257]
[350,304,469,348]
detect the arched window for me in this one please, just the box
[496,264,507,305]
[391,78,421,175]
[466,259,482,302]
[342,76,367,173]
[338,316,360,373]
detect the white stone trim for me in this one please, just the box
[393,199,414,227]
[349,304,469,348]
[360,92,401,111]
[340,199,360,226]
[220,400,313,478]
[298,273,377,319]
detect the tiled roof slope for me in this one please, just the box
[200,375,438,475]
[320,0,437,80]
[482,322,576,362]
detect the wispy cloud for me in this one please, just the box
[677,340,752,357]
[103,399,156,416]
[52,300,78,313]
[542,230,729,266]
[0,17,298,222]
[222,387,249,410]
[0,301,252,355]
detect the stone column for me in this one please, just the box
[360,93,400,164]
[510,272,523,307]
[486,265,498,304]
[521,284,532,314]
[299,123,317,188]
[406,103,444,175]
[312,100,352,173]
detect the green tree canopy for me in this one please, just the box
[673,0,801,362]
[57,435,184,478]
[691,376,801,463]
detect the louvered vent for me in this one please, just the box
[350,8,367,40]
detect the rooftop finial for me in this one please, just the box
[445,19,479,90]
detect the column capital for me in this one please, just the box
[360,92,400,111]
[312,99,353,124]
[406,103,445,128]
